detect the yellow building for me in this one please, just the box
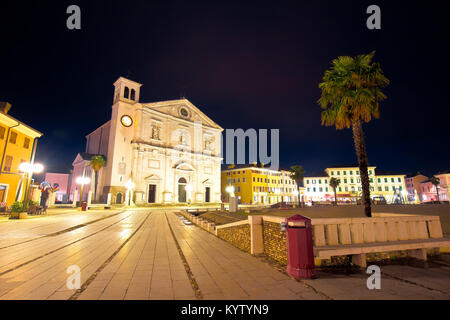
[303,165,407,204]
[221,164,299,204]
[0,102,43,206]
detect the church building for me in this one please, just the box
[69,77,223,205]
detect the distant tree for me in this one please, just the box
[290,165,305,207]
[90,155,106,201]
[329,177,340,206]
[318,51,389,217]
[429,176,441,203]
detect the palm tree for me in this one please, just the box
[289,165,305,207]
[90,155,106,201]
[318,52,389,217]
[429,176,441,203]
[329,177,340,206]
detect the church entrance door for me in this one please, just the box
[178,178,187,203]
[148,184,156,203]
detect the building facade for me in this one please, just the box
[420,172,449,203]
[69,77,222,205]
[221,164,299,204]
[303,165,407,204]
[405,173,428,203]
[0,102,43,206]
[44,172,71,203]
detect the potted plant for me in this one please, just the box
[10,201,27,219]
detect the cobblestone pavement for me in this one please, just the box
[0,210,448,300]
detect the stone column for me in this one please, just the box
[50,192,56,207]
[249,216,264,255]
[72,189,78,207]
[107,193,112,205]
[87,191,93,205]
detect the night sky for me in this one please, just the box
[1,0,449,179]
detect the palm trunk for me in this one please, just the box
[94,170,98,202]
[297,186,302,207]
[352,120,372,217]
[334,187,337,206]
[436,186,440,203]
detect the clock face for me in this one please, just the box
[121,115,133,127]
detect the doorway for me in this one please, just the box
[148,184,156,203]
[205,187,210,203]
[116,192,123,204]
[0,185,7,202]
[178,178,187,202]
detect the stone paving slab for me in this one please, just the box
[0,209,449,300]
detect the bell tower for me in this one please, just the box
[113,77,142,104]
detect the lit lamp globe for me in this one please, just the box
[19,162,44,174]
[185,184,193,193]
[125,179,135,190]
[76,177,90,185]
[225,186,235,198]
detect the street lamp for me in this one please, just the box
[19,162,44,211]
[185,184,193,203]
[125,179,135,206]
[76,176,91,207]
[225,185,235,198]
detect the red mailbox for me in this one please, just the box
[286,214,317,279]
[81,202,87,211]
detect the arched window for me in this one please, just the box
[178,177,187,184]
[124,87,129,99]
[130,89,136,100]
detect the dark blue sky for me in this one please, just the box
[0,0,449,177]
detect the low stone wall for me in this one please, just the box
[262,220,287,265]
[179,210,216,234]
[216,224,251,253]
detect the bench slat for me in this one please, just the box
[407,221,418,239]
[338,224,352,245]
[374,222,387,242]
[428,220,444,238]
[350,223,364,244]
[313,225,326,247]
[397,221,409,240]
[326,224,339,246]
[417,221,429,240]
[386,221,399,242]
[363,222,375,243]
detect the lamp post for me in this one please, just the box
[125,179,135,206]
[19,162,44,212]
[185,184,193,204]
[76,176,91,207]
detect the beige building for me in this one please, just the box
[70,77,223,205]
[304,165,407,204]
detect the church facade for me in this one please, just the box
[70,77,223,205]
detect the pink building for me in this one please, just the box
[420,177,448,203]
[43,172,71,203]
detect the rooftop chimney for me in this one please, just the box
[0,102,11,114]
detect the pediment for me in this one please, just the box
[144,174,162,181]
[143,99,222,130]
[174,161,195,171]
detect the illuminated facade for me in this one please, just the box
[70,77,222,204]
[420,171,449,203]
[221,164,299,204]
[303,165,407,204]
[0,102,43,206]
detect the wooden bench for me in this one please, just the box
[312,214,450,268]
